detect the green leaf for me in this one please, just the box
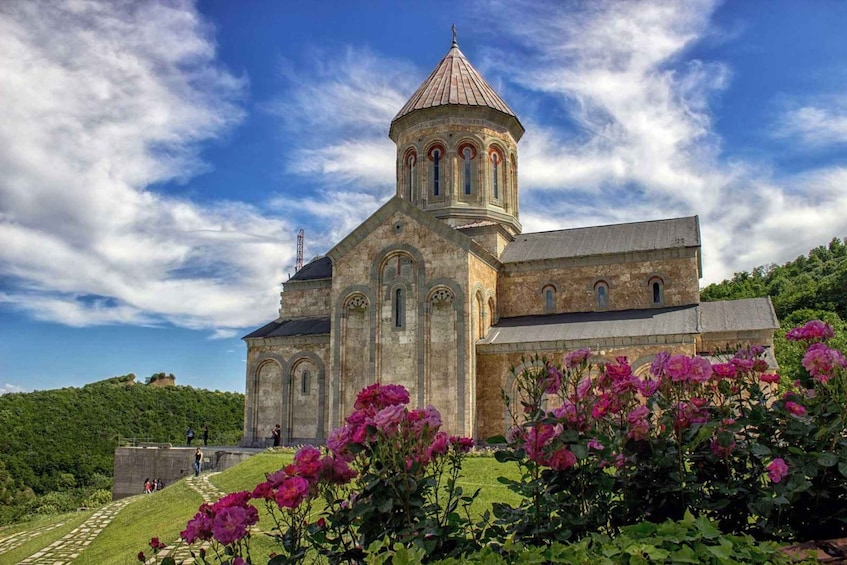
[838,462,847,477]
[487,435,506,444]
[817,452,838,467]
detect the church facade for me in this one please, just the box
[241,38,779,446]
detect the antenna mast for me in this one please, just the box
[295,228,304,272]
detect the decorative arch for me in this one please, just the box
[333,285,376,428]
[402,147,418,202]
[284,351,327,442]
[645,273,667,306]
[250,356,285,446]
[457,141,479,197]
[426,142,447,198]
[488,145,505,202]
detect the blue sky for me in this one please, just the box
[2,0,846,395]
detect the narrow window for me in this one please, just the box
[545,288,554,311]
[463,147,472,195]
[652,281,662,304]
[407,154,415,200]
[433,149,440,196]
[394,287,404,328]
[491,152,500,199]
[301,370,310,395]
[596,283,608,308]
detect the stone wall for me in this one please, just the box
[112,446,261,500]
[475,341,697,440]
[279,279,332,318]
[498,249,700,318]
[243,338,330,446]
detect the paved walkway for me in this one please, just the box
[147,472,226,565]
[17,497,135,564]
[0,520,67,556]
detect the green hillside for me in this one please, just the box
[0,375,243,525]
[701,236,847,381]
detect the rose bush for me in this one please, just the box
[146,320,847,562]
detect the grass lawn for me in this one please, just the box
[0,510,94,565]
[76,482,204,565]
[1,450,525,564]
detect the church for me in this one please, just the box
[240,35,779,446]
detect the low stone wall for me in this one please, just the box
[112,445,264,500]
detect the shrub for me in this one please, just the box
[147,321,847,563]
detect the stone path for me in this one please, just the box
[17,497,135,564]
[0,521,67,556]
[148,473,225,565]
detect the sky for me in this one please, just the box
[2,0,846,395]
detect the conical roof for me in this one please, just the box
[391,38,522,129]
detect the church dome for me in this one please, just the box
[389,33,524,142]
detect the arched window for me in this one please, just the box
[428,145,444,197]
[650,278,664,305]
[490,149,503,200]
[545,288,554,311]
[463,147,472,195]
[595,282,609,308]
[406,153,416,201]
[394,287,405,328]
[301,370,310,395]
[459,143,476,196]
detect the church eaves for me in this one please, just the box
[390,36,523,136]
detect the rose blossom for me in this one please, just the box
[275,476,310,509]
[212,505,257,545]
[760,373,780,384]
[665,355,693,382]
[565,348,592,368]
[373,404,407,433]
[785,401,806,416]
[549,448,577,470]
[767,458,789,483]
[786,320,834,342]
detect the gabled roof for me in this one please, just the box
[326,196,500,269]
[699,297,779,332]
[243,317,330,340]
[391,40,522,132]
[289,256,332,281]
[501,216,700,264]
[479,305,700,345]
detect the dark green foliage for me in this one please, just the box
[432,512,796,564]
[0,375,243,524]
[701,237,847,375]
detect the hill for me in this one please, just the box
[0,375,243,524]
[701,236,847,380]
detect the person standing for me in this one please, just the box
[187,426,195,446]
[272,424,281,447]
[202,424,209,446]
[194,447,202,476]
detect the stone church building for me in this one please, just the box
[241,37,779,446]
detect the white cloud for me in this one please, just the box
[0,383,27,395]
[775,102,847,147]
[473,0,847,284]
[264,47,420,249]
[0,1,292,332]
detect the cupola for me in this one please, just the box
[389,28,525,249]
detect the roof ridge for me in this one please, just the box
[515,215,699,237]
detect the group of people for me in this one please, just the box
[186,424,209,446]
[144,477,164,494]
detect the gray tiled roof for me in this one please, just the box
[500,216,700,264]
[392,43,518,123]
[243,317,330,339]
[480,305,700,345]
[289,256,332,281]
[699,297,779,332]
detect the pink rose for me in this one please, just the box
[549,448,577,470]
[275,476,310,509]
[767,458,789,483]
[784,401,806,416]
[665,355,693,382]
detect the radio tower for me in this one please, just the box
[295,229,304,272]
